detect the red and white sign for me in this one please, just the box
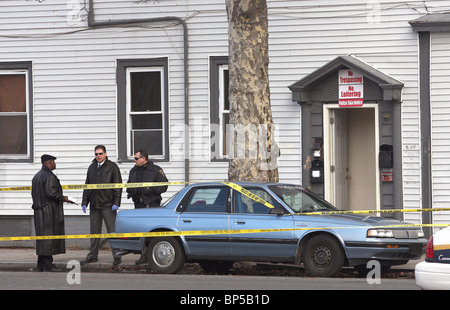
[338,69,364,107]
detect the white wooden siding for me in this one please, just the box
[0,0,191,215]
[431,32,450,226]
[267,0,425,223]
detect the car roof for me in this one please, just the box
[187,181,304,188]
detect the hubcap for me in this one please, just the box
[312,245,332,268]
[152,241,175,268]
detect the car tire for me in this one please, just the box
[302,234,345,277]
[146,237,186,274]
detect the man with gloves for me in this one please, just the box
[81,145,122,266]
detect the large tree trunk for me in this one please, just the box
[226,0,279,182]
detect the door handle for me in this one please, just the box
[182,219,192,223]
[233,220,246,224]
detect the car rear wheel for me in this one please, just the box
[302,234,345,277]
[146,237,186,274]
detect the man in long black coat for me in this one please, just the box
[31,154,68,272]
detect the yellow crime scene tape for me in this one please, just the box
[299,207,450,216]
[221,181,275,209]
[1,223,448,242]
[0,181,192,192]
[1,180,449,241]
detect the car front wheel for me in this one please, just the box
[146,237,186,274]
[302,234,345,277]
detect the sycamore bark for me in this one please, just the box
[226,0,279,182]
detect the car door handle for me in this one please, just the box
[233,220,246,224]
[182,219,192,223]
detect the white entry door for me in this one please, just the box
[324,104,380,211]
[325,108,349,210]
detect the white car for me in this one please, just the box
[415,226,450,289]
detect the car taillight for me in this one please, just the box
[425,236,434,260]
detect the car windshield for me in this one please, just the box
[269,185,338,213]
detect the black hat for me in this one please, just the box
[41,154,57,163]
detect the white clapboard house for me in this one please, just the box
[1,0,450,246]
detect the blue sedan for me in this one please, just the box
[109,182,426,277]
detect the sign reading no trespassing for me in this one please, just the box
[339,69,364,107]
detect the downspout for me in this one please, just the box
[418,32,432,238]
[87,0,190,183]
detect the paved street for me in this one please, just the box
[0,270,420,290]
[0,247,423,273]
[0,247,423,292]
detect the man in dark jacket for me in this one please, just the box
[80,145,123,266]
[31,154,69,272]
[126,149,168,208]
[127,149,168,265]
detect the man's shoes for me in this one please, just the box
[113,257,122,266]
[44,265,62,272]
[37,264,61,272]
[80,258,98,265]
[135,256,145,265]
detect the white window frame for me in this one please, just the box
[218,64,229,158]
[0,69,31,160]
[125,66,166,160]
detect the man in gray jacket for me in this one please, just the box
[31,154,69,272]
[81,145,123,266]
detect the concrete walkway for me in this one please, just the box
[0,247,141,272]
[0,247,424,273]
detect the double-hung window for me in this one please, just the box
[0,62,33,162]
[210,56,229,161]
[117,58,168,161]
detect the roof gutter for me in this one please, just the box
[87,0,190,182]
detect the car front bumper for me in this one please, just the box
[344,241,426,264]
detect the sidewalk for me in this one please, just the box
[0,247,141,272]
[0,247,424,273]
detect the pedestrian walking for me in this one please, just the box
[80,145,123,266]
[31,154,69,272]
